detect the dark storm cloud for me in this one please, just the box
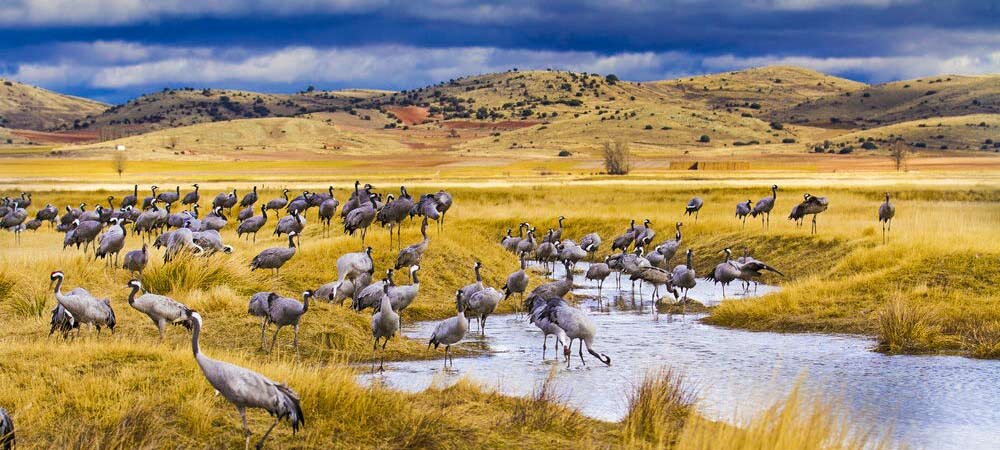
[0,0,996,102]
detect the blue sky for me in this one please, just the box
[1,0,997,104]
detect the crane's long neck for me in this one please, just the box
[127,285,140,305]
[53,277,63,296]
[686,252,693,269]
[772,187,777,199]
[302,294,311,313]
[288,234,297,248]
[421,220,428,240]
[411,269,419,284]
[380,295,393,315]
[474,266,482,283]
[520,253,526,270]
[191,318,201,356]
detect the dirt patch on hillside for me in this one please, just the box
[441,120,541,130]
[386,106,430,125]
[11,129,99,144]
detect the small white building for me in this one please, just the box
[116,144,126,151]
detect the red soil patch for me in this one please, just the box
[11,129,99,144]
[386,106,430,125]
[441,120,541,130]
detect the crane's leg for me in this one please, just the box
[260,319,267,350]
[255,416,281,450]
[268,327,282,353]
[158,320,166,340]
[444,346,450,367]
[579,341,586,366]
[238,407,251,450]
[372,337,379,371]
[293,324,299,353]
[882,222,886,244]
[542,334,548,359]
[811,215,817,234]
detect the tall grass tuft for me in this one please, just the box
[964,318,1000,359]
[875,295,941,354]
[622,368,696,448]
[675,385,891,450]
[142,254,268,295]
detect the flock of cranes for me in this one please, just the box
[0,182,900,449]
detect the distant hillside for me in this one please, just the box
[61,117,409,159]
[360,68,809,154]
[773,74,1000,127]
[85,87,387,134]
[827,114,1000,152]
[0,78,108,131]
[645,66,865,115]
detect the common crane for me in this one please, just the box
[250,231,298,274]
[96,217,126,265]
[122,244,149,277]
[126,279,192,340]
[751,184,778,229]
[395,218,429,269]
[879,192,896,243]
[265,189,290,213]
[428,290,469,367]
[704,248,741,298]
[240,186,258,208]
[264,291,311,354]
[579,232,602,261]
[736,199,752,228]
[237,205,268,243]
[182,184,200,205]
[371,283,400,372]
[49,271,116,337]
[538,298,611,367]
[790,193,829,234]
[672,249,697,304]
[685,197,704,221]
[185,310,304,450]
[0,407,12,450]
[585,257,612,303]
[377,187,414,249]
[503,253,529,303]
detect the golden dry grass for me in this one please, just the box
[0,168,994,448]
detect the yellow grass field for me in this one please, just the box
[0,155,996,447]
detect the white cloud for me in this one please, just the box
[2,40,998,93]
[0,0,381,26]
[760,0,915,10]
[703,52,1000,82]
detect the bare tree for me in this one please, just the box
[167,136,180,149]
[112,151,127,177]
[890,139,909,172]
[603,141,632,175]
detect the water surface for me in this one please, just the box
[361,263,1000,449]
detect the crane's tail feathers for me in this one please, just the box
[275,384,305,433]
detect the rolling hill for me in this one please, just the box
[644,65,866,115]
[2,64,992,160]
[84,87,388,135]
[0,78,108,130]
[772,74,1000,127]
[60,116,410,160]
